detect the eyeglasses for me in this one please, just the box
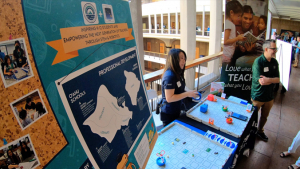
[268,47,278,52]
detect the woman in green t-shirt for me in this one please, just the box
[3,55,15,76]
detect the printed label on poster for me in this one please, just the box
[134,133,150,168]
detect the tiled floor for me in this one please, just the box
[235,67,300,169]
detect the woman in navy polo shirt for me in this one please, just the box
[160,49,198,126]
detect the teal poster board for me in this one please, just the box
[22,0,157,168]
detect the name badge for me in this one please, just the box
[177,81,181,88]
[264,67,269,72]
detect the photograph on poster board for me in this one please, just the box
[56,47,151,169]
[10,89,48,130]
[0,134,40,169]
[0,38,34,88]
[223,0,267,67]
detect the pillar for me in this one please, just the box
[266,10,272,39]
[202,6,205,36]
[148,15,151,33]
[130,0,145,73]
[154,13,157,33]
[161,13,163,34]
[208,0,222,75]
[168,13,170,34]
[176,12,178,34]
[180,0,196,90]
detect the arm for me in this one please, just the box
[224,29,246,45]
[258,75,279,85]
[165,89,198,103]
[252,61,262,85]
[3,66,13,75]
[8,165,19,169]
[22,62,28,68]
[259,60,280,85]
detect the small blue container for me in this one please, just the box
[200,104,208,113]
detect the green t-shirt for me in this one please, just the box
[251,54,279,102]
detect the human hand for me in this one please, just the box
[245,43,255,52]
[187,90,199,98]
[258,75,271,85]
[238,34,246,41]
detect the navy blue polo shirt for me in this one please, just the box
[161,69,185,115]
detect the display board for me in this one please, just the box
[186,96,253,138]
[221,0,268,102]
[145,121,237,169]
[0,0,157,169]
[276,40,292,91]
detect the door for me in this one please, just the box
[171,22,175,29]
[159,43,165,54]
[147,42,151,51]
[195,47,199,59]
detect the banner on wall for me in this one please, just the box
[221,0,268,101]
[20,0,158,168]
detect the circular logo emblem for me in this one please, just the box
[83,3,97,23]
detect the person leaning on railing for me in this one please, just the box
[160,49,198,127]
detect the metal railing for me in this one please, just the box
[143,52,223,112]
[144,51,167,59]
[143,29,211,36]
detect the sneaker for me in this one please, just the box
[257,132,268,142]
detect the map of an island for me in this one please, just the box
[124,70,140,106]
[83,85,133,143]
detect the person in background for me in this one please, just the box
[291,36,295,42]
[223,0,246,63]
[34,102,46,120]
[251,40,279,142]
[13,41,24,63]
[292,37,298,63]
[271,32,276,40]
[25,98,35,110]
[20,142,33,160]
[280,130,300,169]
[3,56,15,76]
[160,49,198,126]
[207,26,210,36]
[6,150,20,169]
[293,36,300,68]
[15,47,27,68]
[0,50,5,63]
[19,109,33,128]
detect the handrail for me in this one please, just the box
[144,50,166,55]
[143,52,223,83]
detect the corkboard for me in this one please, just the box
[0,0,67,168]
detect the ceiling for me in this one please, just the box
[269,0,300,21]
